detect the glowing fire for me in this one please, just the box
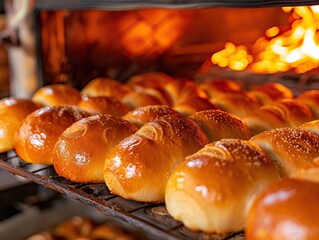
[211,6,319,74]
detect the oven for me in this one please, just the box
[0,0,319,239]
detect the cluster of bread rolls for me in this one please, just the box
[1,72,319,239]
[165,118,319,237]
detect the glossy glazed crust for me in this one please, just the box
[247,82,294,105]
[78,96,130,117]
[121,92,162,109]
[0,98,42,152]
[163,79,207,106]
[165,139,280,233]
[32,84,82,106]
[210,92,260,118]
[198,79,242,98]
[250,128,319,177]
[299,119,319,136]
[172,97,218,116]
[14,106,91,164]
[246,178,319,240]
[126,72,175,89]
[52,115,137,183]
[123,105,179,128]
[81,77,131,100]
[104,114,209,202]
[190,109,251,141]
[243,98,314,135]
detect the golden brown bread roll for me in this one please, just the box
[52,115,137,183]
[210,92,260,118]
[190,109,251,141]
[81,77,131,100]
[247,82,294,105]
[299,119,319,136]
[198,79,242,98]
[122,105,179,128]
[172,96,218,116]
[126,72,175,89]
[165,139,280,234]
[104,114,209,202]
[32,84,82,106]
[246,178,319,240]
[163,79,208,106]
[250,128,319,177]
[133,86,173,106]
[243,98,314,135]
[121,92,162,109]
[78,96,130,117]
[14,106,91,164]
[0,98,42,152]
[297,90,319,118]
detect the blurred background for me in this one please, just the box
[0,0,10,98]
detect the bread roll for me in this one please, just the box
[133,86,173,106]
[165,139,280,233]
[299,119,319,136]
[121,92,162,109]
[250,128,319,177]
[172,96,218,116]
[81,77,131,100]
[32,84,82,106]
[123,105,179,128]
[292,167,319,184]
[126,72,175,89]
[248,82,294,105]
[78,96,130,117]
[190,109,251,141]
[52,115,137,183]
[198,79,242,98]
[246,178,319,240]
[210,92,260,118]
[104,114,209,202]
[163,79,207,106]
[14,106,91,164]
[297,90,319,118]
[243,98,314,135]
[0,98,42,152]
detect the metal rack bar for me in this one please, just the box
[0,151,241,240]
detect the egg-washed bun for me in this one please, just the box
[190,109,251,142]
[32,84,82,106]
[121,92,162,110]
[165,139,280,234]
[172,96,218,116]
[78,96,130,117]
[14,106,91,164]
[52,115,137,183]
[210,92,260,118]
[126,72,175,89]
[246,178,319,240]
[163,79,207,106]
[104,114,209,202]
[243,98,314,136]
[248,82,294,105]
[250,127,319,177]
[0,98,42,152]
[198,79,242,98]
[81,77,131,100]
[123,105,179,128]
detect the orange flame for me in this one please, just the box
[211,6,319,73]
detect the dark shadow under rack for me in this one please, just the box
[0,151,244,240]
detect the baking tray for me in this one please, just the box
[0,151,244,240]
